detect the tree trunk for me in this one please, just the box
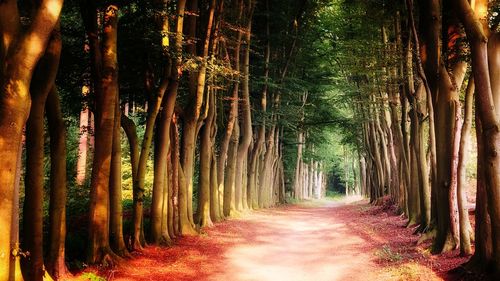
[224,120,239,216]
[457,78,474,256]
[76,78,91,186]
[198,89,216,227]
[46,88,69,279]
[455,0,500,269]
[86,5,121,264]
[130,0,182,249]
[0,0,63,275]
[234,9,254,211]
[23,20,61,280]
[150,109,173,244]
[109,95,129,257]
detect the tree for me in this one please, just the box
[0,0,64,279]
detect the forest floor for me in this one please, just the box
[73,197,480,281]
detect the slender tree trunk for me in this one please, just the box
[150,108,173,244]
[46,88,69,279]
[198,90,216,227]
[210,151,222,222]
[131,0,182,248]
[224,120,239,216]
[76,78,91,186]
[457,78,474,256]
[109,96,129,257]
[234,5,254,211]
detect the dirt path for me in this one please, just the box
[82,197,468,281]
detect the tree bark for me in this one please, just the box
[23,20,61,281]
[46,88,69,279]
[457,78,474,256]
[234,2,255,211]
[198,89,216,227]
[455,0,500,269]
[86,5,121,264]
[109,95,129,257]
[0,0,63,273]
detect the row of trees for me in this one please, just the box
[0,0,341,280]
[334,0,499,274]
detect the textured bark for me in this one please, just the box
[181,0,201,226]
[198,90,216,227]
[188,0,217,227]
[415,79,431,231]
[23,21,61,281]
[472,111,493,265]
[109,97,129,257]
[234,3,255,211]
[407,86,422,226]
[217,3,243,213]
[457,78,474,256]
[247,3,269,206]
[0,19,64,278]
[131,0,178,249]
[10,137,24,281]
[0,5,65,271]
[210,151,222,222]
[86,5,121,264]
[150,109,173,245]
[224,121,239,216]
[260,125,275,208]
[455,0,500,269]
[170,116,181,236]
[46,88,69,279]
[121,115,139,183]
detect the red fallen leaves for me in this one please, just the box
[69,198,482,281]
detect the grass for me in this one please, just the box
[325,190,344,200]
[375,245,403,263]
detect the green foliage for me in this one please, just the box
[325,190,343,200]
[80,272,107,281]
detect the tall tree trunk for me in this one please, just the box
[198,89,216,227]
[23,20,61,280]
[224,120,239,216]
[76,75,91,186]
[46,88,69,279]
[109,96,129,257]
[150,109,173,244]
[455,0,500,270]
[0,0,63,275]
[234,3,255,211]
[210,151,222,222]
[457,78,474,256]
[217,3,243,213]
[86,5,121,264]
[131,0,181,249]
[181,0,201,226]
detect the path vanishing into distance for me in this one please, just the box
[79,197,466,281]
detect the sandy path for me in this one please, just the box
[209,198,377,281]
[100,197,384,281]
